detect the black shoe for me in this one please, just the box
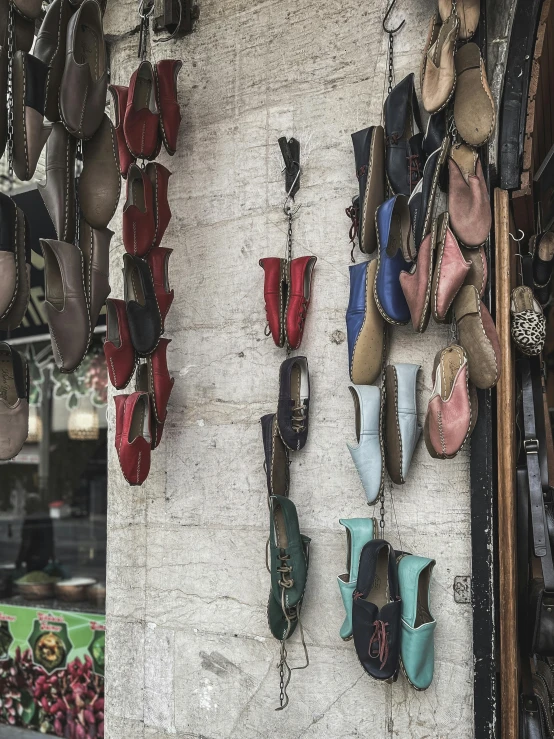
[384,73,425,197]
[123,253,162,356]
[532,232,554,306]
[408,137,449,253]
[261,413,290,498]
[422,110,447,159]
[351,125,385,255]
[277,356,310,451]
[352,539,401,682]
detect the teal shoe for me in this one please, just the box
[337,518,376,640]
[398,555,436,690]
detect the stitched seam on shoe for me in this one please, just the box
[478,249,486,296]
[136,451,141,484]
[107,122,121,222]
[350,264,369,379]
[391,367,405,483]
[63,133,70,240]
[270,424,276,496]
[78,82,88,136]
[416,219,436,332]
[86,224,93,309]
[44,0,64,116]
[423,142,447,244]
[284,261,293,347]
[476,298,498,383]
[360,131,376,252]
[437,409,446,456]
[279,260,285,347]
[21,61,29,178]
[141,123,146,158]
[154,64,170,152]
[479,59,496,144]
[0,206,20,320]
[133,222,137,255]
[152,166,159,248]
[432,215,448,321]
[421,13,438,88]
[109,356,118,387]
[373,209,410,326]
[49,323,64,368]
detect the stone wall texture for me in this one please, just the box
[102,1,510,737]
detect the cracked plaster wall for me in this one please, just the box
[100,0,504,736]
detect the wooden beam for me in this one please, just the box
[495,187,518,739]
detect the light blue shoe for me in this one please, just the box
[346,384,383,504]
[337,518,376,640]
[398,555,436,690]
[384,363,422,484]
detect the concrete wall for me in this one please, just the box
[102,1,491,736]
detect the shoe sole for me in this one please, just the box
[350,259,385,384]
[360,126,385,256]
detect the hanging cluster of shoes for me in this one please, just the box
[104,7,182,487]
[337,0,499,689]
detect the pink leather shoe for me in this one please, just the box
[448,144,492,247]
[400,221,436,333]
[431,212,471,322]
[424,345,477,459]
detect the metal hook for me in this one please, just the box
[509,229,525,245]
[382,0,405,34]
[283,167,302,215]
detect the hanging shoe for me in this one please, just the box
[422,110,447,159]
[0,343,29,461]
[135,362,164,449]
[0,47,7,159]
[145,162,172,248]
[123,164,156,257]
[277,356,310,452]
[398,555,437,691]
[109,85,136,178]
[453,285,501,389]
[35,0,76,123]
[421,11,459,115]
[0,192,29,329]
[0,3,34,52]
[408,137,449,252]
[384,73,425,197]
[114,391,152,486]
[259,257,287,348]
[460,244,487,297]
[531,232,554,306]
[38,122,76,243]
[12,51,51,181]
[286,256,317,350]
[41,239,90,373]
[80,114,121,230]
[123,253,162,356]
[374,195,412,325]
[346,259,384,384]
[453,43,495,148]
[124,60,161,160]
[400,225,436,334]
[79,220,112,331]
[439,0,480,40]
[137,338,173,423]
[352,539,401,682]
[346,385,383,505]
[424,345,477,459]
[430,212,470,323]
[384,364,422,485]
[145,247,174,332]
[351,125,385,255]
[337,518,376,641]
[104,299,136,390]
[60,0,108,139]
[448,144,491,247]
[154,59,183,156]
[511,286,546,357]
[0,200,30,332]
[261,413,289,499]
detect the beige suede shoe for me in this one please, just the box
[453,285,501,389]
[421,11,459,114]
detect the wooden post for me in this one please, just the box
[495,187,518,739]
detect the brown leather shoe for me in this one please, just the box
[38,122,76,243]
[0,343,29,461]
[35,0,75,123]
[421,11,459,114]
[80,113,121,229]
[60,0,108,139]
[41,239,90,373]
[0,195,31,332]
[13,0,42,19]
[0,47,7,159]
[13,51,51,181]
[79,219,112,330]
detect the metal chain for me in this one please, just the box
[138,1,154,59]
[284,207,294,356]
[277,640,291,710]
[6,1,15,189]
[387,31,394,94]
[379,489,386,535]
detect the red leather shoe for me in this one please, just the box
[136,360,169,450]
[286,256,317,349]
[155,59,182,156]
[123,164,156,257]
[259,257,286,347]
[124,60,161,160]
[104,299,136,389]
[145,162,172,248]
[138,338,174,422]
[146,247,174,330]
[109,85,135,178]
[115,391,152,486]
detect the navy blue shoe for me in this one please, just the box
[346,259,384,385]
[374,196,412,325]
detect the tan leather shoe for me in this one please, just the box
[35,0,75,123]
[80,114,121,229]
[0,343,29,461]
[453,285,501,389]
[38,122,76,243]
[41,239,90,373]
[439,0,480,40]
[79,220,112,331]
[421,11,459,114]
[60,0,108,139]
[448,143,492,247]
[454,42,495,147]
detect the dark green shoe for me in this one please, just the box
[267,533,310,641]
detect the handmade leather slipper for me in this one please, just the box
[114,391,152,485]
[35,0,75,123]
[0,343,29,461]
[0,193,31,331]
[374,195,412,325]
[424,345,477,459]
[400,220,437,333]
[109,85,136,178]
[384,363,421,485]
[80,114,121,230]
[104,299,136,390]
[430,212,470,323]
[453,43,495,147]
[123,164,156,257]
[261,413,289,499]
[260,257,287,348]
[408,136,449,251]
[337,518,376,641]
[38,122,76,243]
[145,162,172,248]
[448,144,491,247]
[453,284,501,389]
[351,125,385,255]
[460,244,487,297]
[439,0,480,40]
[510,286,546,357]
[531,232,554,306]
[146,247,174,332]
[421,11,459,114]
[346,259,384,384]
[347,384,383,505]
[79,220,112,331]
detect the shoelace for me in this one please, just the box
[408,154,422,192]
[368,619,390,670]
[345,204,359,263]
[291,402,306,433]
[356,164,368,180]
[277,552,293,589]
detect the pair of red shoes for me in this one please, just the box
[110,58,182,175]
[123,163,172,257]
[260,256,317,349]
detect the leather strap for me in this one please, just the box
[517,466,534,694]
